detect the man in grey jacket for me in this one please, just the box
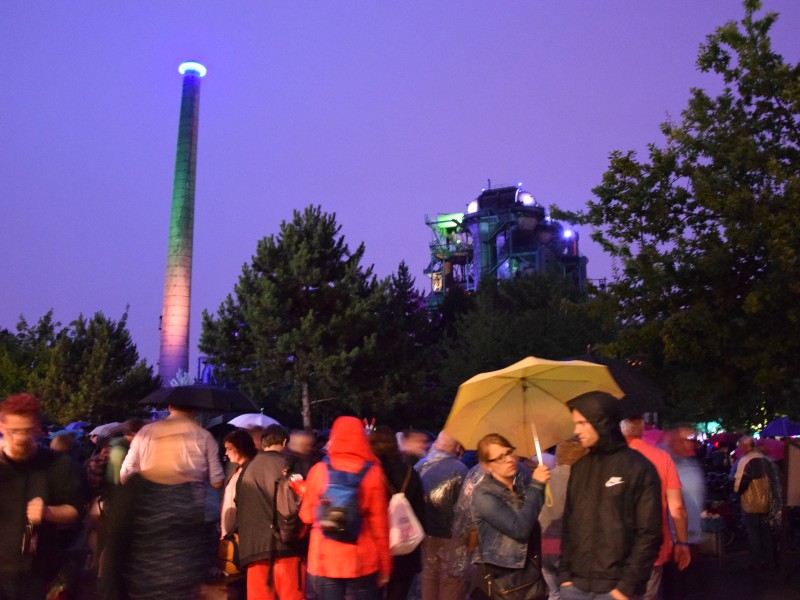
[559,392,662,600]
[416,431,467,600]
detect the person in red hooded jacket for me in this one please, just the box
[299,416,392,599]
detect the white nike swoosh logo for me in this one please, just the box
[605,477,624,487]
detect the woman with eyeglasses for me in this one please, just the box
[470,433,551,600]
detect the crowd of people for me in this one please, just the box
[0,391,789,600]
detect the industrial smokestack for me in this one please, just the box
[158,60,206,385]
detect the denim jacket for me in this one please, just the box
[472,472,544,569]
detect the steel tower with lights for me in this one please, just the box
[158,61,206,385]
[424,184,587,307]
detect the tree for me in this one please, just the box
[346,261,437,425]
[0,311,62,399]
[554,0,800,428]
[32,309,159,424]
[200,206,383,429]
[438,273,609,402]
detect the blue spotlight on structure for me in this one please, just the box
[178,61,207,77]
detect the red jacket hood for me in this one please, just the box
[327,416,378,463]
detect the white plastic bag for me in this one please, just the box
[388,492,425,556]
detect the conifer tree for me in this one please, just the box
[33,310,158,423]
[201,206,382,429]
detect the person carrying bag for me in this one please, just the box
[386,465,425,556]
[470,433,550,600]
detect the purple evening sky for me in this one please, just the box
[1,1,798,377]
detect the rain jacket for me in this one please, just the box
[559,393,662,599]
[299,416,392,580]
[416,448,467,538]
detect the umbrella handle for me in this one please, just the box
[530,423,553,506]
[530,422,543,466]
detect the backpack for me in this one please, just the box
[741,475,772,513]
[386,466,425,556]
[217,533,241,576]
[272,464,309,544]
[316,456,372,543]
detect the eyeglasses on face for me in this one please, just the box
[487,448,516,463]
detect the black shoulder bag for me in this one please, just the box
[471,521,547,600]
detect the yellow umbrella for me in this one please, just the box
[444,356,625,460]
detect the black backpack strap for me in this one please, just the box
[357,460,372,480]
[268,457,294,589]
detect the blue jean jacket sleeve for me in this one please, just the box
[473,480,544,542]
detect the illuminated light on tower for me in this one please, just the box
[563,229,579,255]
[158,60,206,385]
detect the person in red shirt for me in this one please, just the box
[621,417,691,600]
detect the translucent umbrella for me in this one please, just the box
[228,413,280,429]
[89,422,122,438]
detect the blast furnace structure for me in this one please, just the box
[424,184,586,306]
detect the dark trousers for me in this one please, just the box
[743,512,775,567]
[308,573,380,600]
[383,576,413,600]
[0,572,45,600]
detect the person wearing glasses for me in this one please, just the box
[0,393,82,600]
[470,433,551,600]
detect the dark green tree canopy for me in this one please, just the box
[555,0,800,428]
[201,205,385,428]
[29,309,158,424]
[438,272,609,401]
[346,261,436,424]
[0,311,61,399]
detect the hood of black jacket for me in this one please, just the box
[567,391,627,454]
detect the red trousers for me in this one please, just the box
[246,556,306,600]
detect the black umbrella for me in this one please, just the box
[139,385,258,412]
[568,353,666,418]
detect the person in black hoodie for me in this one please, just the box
[559,392,662,600]
[370,425,426,600]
